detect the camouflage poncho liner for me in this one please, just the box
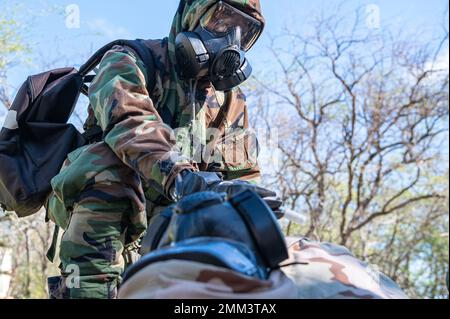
[46,0,265,299]
[118,238,408,299]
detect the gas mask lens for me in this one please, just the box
[200,1,262,51]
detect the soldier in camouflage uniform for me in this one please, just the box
[46,0,269,299]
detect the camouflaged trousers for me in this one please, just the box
[45,142,147,299]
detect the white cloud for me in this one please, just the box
[87,18,131,40]
[435,50,449,71]
[425,50,449,72]
[423,50,449,86]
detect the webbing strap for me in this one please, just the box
[46,225,60,263]
[78,39,157,96]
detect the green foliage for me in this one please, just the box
[0,2,29,71]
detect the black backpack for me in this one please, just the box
[0,39,156,217]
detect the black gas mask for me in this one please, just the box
[123,190,289,282]
[175,1,263,91]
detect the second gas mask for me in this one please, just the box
[175,1,263,91]
[129,190,289,281]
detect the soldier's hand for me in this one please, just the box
[171,171,283,217]
[170,170,223,200]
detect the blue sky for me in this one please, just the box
[1,0,449,121]
[6,1,450,68]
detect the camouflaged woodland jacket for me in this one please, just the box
[85,39,260,206]
[84,1,264,207]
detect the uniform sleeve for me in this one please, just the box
[88,46,195,197]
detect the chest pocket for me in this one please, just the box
[212,128,259,178]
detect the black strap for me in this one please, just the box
[229,190,289,269]
[78,39,157,95]
[82,125,103,143]
[139,209,173,255]
[79,39,158,143]
[46,225,60,263]
[124,39,157,95]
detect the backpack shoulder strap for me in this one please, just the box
[80,39,158,143]
[79,39,157,96]
[121,39,157,95]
